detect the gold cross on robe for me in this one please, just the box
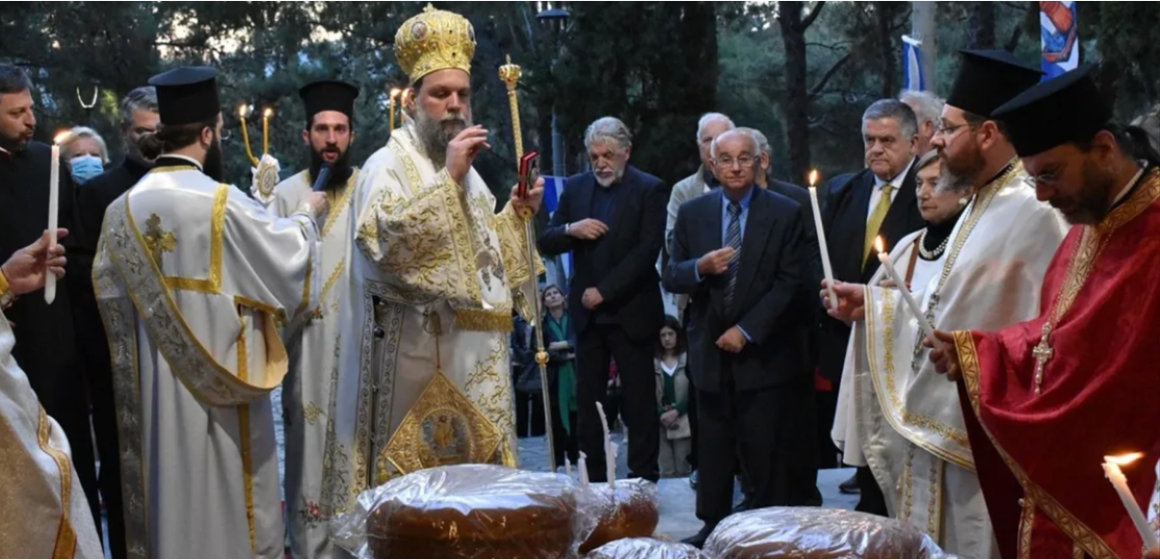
[1032,322,1054,395]
[142,213,177,269]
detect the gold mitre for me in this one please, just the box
[394,4,476,82]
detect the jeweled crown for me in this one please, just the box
[394,4,476,82]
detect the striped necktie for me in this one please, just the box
[724,201,743,308]
[863,183,895,268]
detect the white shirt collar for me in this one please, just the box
[1112,163,1148,207]
[160,153,204,170]
[874,157,915,190]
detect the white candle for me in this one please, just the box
[595,401,617,488]
[564,457,572,477]
[807,170,837,310]
[578,452,589,486]
[876,236,935,341]
[45,133,66,304]
[1102,453,1160,551]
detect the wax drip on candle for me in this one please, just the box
[1102,453,1160,551]
[595,401,617,488]
[578,452,589,486]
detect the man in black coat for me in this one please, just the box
[0,64,99,536]
[539,116,667,483]
[819,99,927,512]
[69,86,158,560]
[665,130,815,546]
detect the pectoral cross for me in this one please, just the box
[1032,322,1054,396]
[142,214,177,270]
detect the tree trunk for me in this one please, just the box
[780,1,812,184]
[911,1,937,93]
[876,1,899,98]
[967,1,996,49]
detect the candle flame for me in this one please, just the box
[53,130,71,145]
[808,169,819,186]
[874,235,885,254]
[1104,452,1144,466]
[237,104,248,118]
[389,87,401,98]
[263,107,273,119]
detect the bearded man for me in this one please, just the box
[272,79,363,559]
[328,5,545,527]
[823,50,1069,558]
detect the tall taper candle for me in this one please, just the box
[262,107,273,155]
[388,88,400,131]
[876,236,935,340]
[1102,453,1160,551]
[595,401,617,488]
[807,170,838,310]
[45,132,67,304]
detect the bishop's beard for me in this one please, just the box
[414,108,471,167]
[937,143,985,195]
[204,136,225,183]
[309,146,353,191]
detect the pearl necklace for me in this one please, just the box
[917,229,950,260]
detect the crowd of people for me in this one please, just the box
[2,4,1159,559]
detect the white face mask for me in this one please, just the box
[69,154,104,184]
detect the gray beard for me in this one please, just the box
[414,108,471,167]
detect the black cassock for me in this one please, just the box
[0,141,99,531]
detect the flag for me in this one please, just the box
[1040,1,1079,80]
[902,35,925,91]
[540,176,573,281]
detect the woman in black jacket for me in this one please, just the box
[530,284,580,469]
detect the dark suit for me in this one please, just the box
[539,165,667,482]
[664,186,818,528]
[818,162,925,512]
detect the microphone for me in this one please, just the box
[311,163,333,192]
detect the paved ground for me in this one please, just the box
[517,432,858,541]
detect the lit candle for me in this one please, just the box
[807,170,838,310]
[262,107,273,155]
[238,104,258,166]
[1102,453,1160,551]
[577,451,589,486]
[876,236,935,340]
[388,88,401,131]
[45,131,69,305]
[595,401,618,488]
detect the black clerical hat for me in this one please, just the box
[148,67,221,126]
[993,65,1111,157]
[946,50,1043,118]
[299,80,359,120]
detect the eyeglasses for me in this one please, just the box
[935,122,969,137]
[714,155,755,168]
[1023,167,1063,189]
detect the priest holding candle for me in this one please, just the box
[928,65,1160,559]
[93,66,329,558]
[823,50,1068,559]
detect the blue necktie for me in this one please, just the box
[724,201,742,308]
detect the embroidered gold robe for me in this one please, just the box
[0,310,103,559]
[93,159,321,558]
[833,164,1069,558]
[272,168,361,559]
[323,125,541,520]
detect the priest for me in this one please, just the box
[334,4,544,512]
[2,232,104,559]
[929,65,1160,559]
[274,79,362,559]
[93,66,327,558]
[823,50,1068,559]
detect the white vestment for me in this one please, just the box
[94,160,321,558]
[273,169,361,559]
[832,163,1069,558]
[320,126,541,522]
[0,311,104,559]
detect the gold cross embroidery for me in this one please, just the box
[1032,322,1054,395]
[142,213,177,269]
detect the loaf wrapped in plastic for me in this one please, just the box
[586,537,707,559]
[703,507,951,559]
[331,464,599,559]
[579,479,661,553]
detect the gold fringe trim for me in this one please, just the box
[453,308,514,332]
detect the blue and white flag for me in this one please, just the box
[1040,1,1079,80]
[902,35,925,92]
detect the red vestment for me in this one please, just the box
[954,169,1160,559]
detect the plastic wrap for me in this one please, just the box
[586,537,708,559]
[579,479,661,553]
[703,507,951,559]
[331,464,601,559]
